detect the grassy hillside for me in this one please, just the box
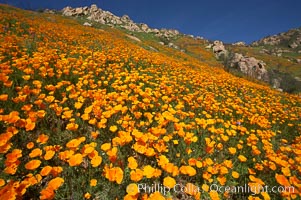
[0,4,301,200]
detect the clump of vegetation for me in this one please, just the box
[268,69,301,93]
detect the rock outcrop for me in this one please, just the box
[252,27,301,49]
[289,40,300,49]
[211,40,228,58]
[168,42,179,50]
[43,9,55,14]
[157,29,179,38]
[210,41,269,82]
[232,41,246,46]
[259,48,291,57]
[126,34,141,42]
[252,35,281,46]
[61,4,180,40]
[83,22,92,27]
[230,53,269,81]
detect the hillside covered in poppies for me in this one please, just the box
[0,4,301,200]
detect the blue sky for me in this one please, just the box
[1,0,301,44]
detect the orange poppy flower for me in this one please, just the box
[202,171,212,181]
[21,104,33,111]
[74,102,83,109]
[0,94,8,101]
[157,155,169,167]
[249,175,265,185]
[25,159,41,170]
[66,122,79,131]
[24,173,41,186]
[90,179,97,187]
[66,138,82,149]
[153,169,162,178]
[275,174,290,187]
[188,158,197,166]
[6,149,22,163]
[0,133,12,149]
[37,110,46,118]
[238,155,247,162]
[204,158,214,166]
[281,167,291,177]
[44,96,55,103]
[289,176,301,187]
[232,171,240,179]
[130,169,144,182]
[228,147,236,155]
[185,183,199,196]
[84,105,93,114]
[196,161,202,168]
[84,192,91,199]
[166,164,179,177]
[7,111,20,124]
[87,149,98,159]
[209,190,220,200]
[179,166,196,176]
[36,134,49,144]
[81,143,96,155]
[62,110,73,119]
[143,165,156,178]
[219,166,229,175]
[4,163,19,175]
[59,150,74,161]
[26,142,34,149]
[237,144,243,150]
[40,187,55,200]
[107,147,118,162]
[91,155,102,167]
[217,176,227,185]
[40,166,53,176]
[163,176,176,188]
[128,156,138,169]
[81,113,90,121]
[68,153,83,166]
[0,143,11,154]
[25,118,35,131]
[101,143,111,152]
[261,192,270,200]
[48,177,64,190]
[29,148,43,158]
[126,183,139,195]
[248,182,262,195]
[0,178,5,187]
[44,150,55,160]
[109,125,118,133]
[104,165,124,184]
[248,168,256,175]
[148,191,166,200]
[90,131,100,139]
[51,166,63,177]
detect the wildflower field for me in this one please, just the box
[0,5,301,200]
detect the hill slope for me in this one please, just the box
[57,4,301,93]
[0,4,301,200]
